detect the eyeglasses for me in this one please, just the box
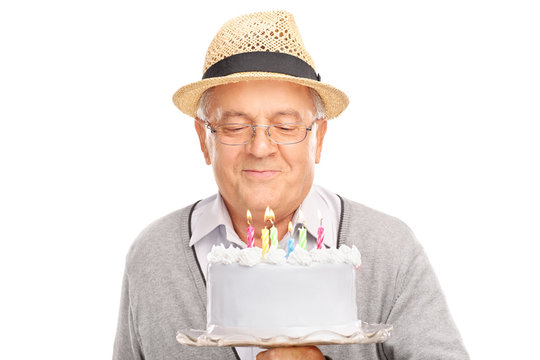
[203,122,315,146]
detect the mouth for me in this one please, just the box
[243,170,281,179]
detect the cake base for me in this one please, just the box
[176,321,393,347]
[207,321,362,339]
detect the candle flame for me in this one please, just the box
[246,209,252,224]
[264,206,275,223]
[317,210,323,226]
[288,221,293,233]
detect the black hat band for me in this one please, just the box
[202,51,321,82]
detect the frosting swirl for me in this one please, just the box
[207,244,240,264]
[310,247,334,263]
[237,247,262,266]
[341,245,362,268]
[264,248,287,264]
[286,246,313,266]
[207,243,361,268]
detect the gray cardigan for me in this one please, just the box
[113,197,469,359]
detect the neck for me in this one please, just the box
[225,202,297,248]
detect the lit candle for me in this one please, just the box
[246,210,254,248]
[298,210,307,250]
[317,210,324,249]
[261,227,269,258]
[286,221,294,259]
[261,206,271,258]
[269,209,278,250]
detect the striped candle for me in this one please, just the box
[262,206,272,258]
[298,210,307,250]
[247,210,254,248]
[268,208,278,249]
[286,221,294,258]
[270,224,278,249]
[261,227,269,258]
[299,226,307,250]
[316,210,324,249]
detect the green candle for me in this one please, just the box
[270,224,278,249]
[299,225,307,250]
[297,210,307,250]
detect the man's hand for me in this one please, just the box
[256,346,325,360]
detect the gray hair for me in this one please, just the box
[196,86,326,122]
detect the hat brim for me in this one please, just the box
[172,72,349,120]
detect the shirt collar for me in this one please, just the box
[189,193,245,248]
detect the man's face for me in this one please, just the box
[195,80,327,218]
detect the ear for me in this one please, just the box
[314,119,327,164]
[194,118,212,165]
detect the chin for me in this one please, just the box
[245,192,283,211]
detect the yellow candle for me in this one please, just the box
[261,227,269,258]
[262,206,272,258]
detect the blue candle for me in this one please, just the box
[286,221,294,258]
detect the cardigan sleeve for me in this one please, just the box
[113,269,144,360]
[381,246,469,360]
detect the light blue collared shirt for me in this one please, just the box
[189,184,341,360]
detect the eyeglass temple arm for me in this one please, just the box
[194,118,216,133]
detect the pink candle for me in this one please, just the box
[317,210,324,249]
[246,210,254,248]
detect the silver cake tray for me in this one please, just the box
[176,321,393,347]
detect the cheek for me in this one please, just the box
[211,147,240,180]
[282,144,316,177]
[205,136,216,163]
[307,131,319,162]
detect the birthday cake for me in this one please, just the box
[206,244,362,338]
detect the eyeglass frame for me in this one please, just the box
[199,119,319,146]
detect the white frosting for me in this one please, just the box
[342,244,362,268]
[207,244,240,264]
[309,245,361,268]
[329,247,347,263]
[310,247,334,263]
[263,248,287,264]
[208,243,361,268]
[237,247,262,266]
[286,246,313,265]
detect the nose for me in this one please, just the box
[246,125,277,157]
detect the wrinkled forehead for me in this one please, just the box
[206,80,317,122]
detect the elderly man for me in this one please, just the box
[113,10,468,360]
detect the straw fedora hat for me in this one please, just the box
[172,10,349,120]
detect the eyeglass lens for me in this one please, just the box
[215,123,308,145]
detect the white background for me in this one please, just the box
[1,1,538,359]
